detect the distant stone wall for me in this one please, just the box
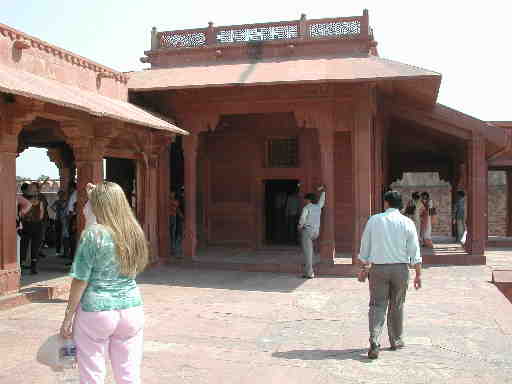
[16,179,61,193]
[488,173,507,236]
[392,172,507,236]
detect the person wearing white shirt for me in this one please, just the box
[358,190,422,359]
[297,185,326,279]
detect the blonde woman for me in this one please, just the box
[60,182,149,384]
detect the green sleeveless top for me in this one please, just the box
[70,224,143,312]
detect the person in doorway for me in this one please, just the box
[16,194,32,272]
[51,190,67,255]
[169,191,179,256]
[285,189,301,244]
[420,192,434,248]
[20,183,45,274]
[63,181,77,259]
[174,187,185,258]
[60,181,148,383]
[35,182,49,255]
[358,190,422,359]
[453,190,466,242]
[65,202,78,267]
[297,185,326,279]
[404,192,422,242]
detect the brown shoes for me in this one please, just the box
[368,343,380,359]
[390,339,405,351]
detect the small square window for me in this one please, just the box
[267,137,298,168]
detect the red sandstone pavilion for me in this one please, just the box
[1,10,512,296]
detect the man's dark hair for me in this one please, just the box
[304,192,318,204]
[412,192,420,200]
[421,192,430,199]
[20,183,29,193]
[384,190,402,209]
[457,190,465,198]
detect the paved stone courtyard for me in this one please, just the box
[2,250,512,383]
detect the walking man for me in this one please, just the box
[358,190,422,359]
[298,185,325,279]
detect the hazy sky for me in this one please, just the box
[8,0,511,178]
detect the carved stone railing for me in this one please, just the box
[152,10,369,50]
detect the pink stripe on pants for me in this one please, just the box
[73,306,144,384]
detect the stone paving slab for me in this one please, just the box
[1,257,512,383]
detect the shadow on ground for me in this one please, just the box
[273,348,372,363]
[137,266,307,293]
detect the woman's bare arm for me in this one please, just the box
[60,278,88,338]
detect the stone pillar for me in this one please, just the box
[466,135,487,257]
[157,145,172,262]
[144,155,160,263]
[70,139,106,233]
[352,87,373,263]
[0,132,20,295]
[317,128,336,264]
[506,170,512,237]
[372,113,384,214]
[183,133,199,260]
[47,147,73,195]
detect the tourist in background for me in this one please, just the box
[60,181,148,383]
[174,187,185,258]
[35,182,49,255]
[16,194,32,272]
[20,183,45,274]
[51,190,67,255]
[298,185,326,279]
[358,190,422,359]
[405,192,422,241]
[420,192,435,248]
[169,191,181,257]
[453,190,466,243]
[63,181,77,259]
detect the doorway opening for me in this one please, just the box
[264,179,300,245]
[105,157,136,209]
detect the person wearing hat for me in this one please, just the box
[297,185,326,279]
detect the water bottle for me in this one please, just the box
[56,339,78,383]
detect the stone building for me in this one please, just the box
[1,10,512,296]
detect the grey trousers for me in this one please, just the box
[301,228,318,277]
[368,264,409,346]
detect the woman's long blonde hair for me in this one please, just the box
[88,181,148,277]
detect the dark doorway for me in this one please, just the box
[170,136,184,192]
[265,179,301,244]
[105,157,136,207]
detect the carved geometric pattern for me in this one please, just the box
[160,32,207,48]
[309,21,360,38]
[216,24,298,44]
